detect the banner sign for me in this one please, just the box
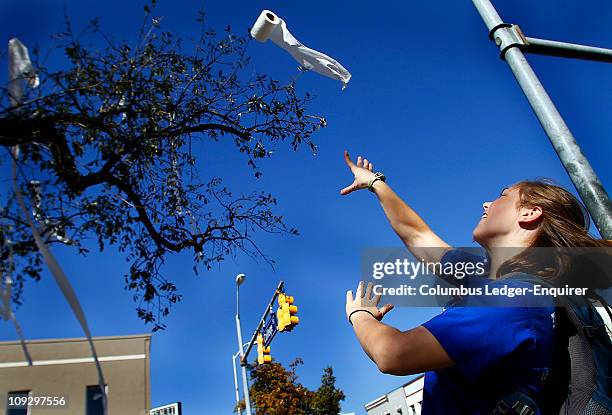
[261,309,277,347]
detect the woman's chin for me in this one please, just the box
[472,227,487,247]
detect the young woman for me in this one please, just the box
[340,151,610,414]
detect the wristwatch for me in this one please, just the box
[368,172,386,192]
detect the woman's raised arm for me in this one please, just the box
[340,150,452,264]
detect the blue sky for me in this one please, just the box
[2,0,612,414]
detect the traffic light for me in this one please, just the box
[277,293,299,332]
[256,333,271,365]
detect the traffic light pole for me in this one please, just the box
[472,0,612,239]
[241,280,284,366]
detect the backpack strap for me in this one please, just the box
[587,290,612,341]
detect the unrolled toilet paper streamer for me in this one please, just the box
[4,37,38,368]
[8,38,39,108]
[9,38,107,415]
[250,10,351,88]
[0,270,32,365]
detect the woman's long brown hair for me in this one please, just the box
[497,179,612,281]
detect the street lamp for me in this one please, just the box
[236,274,245,316]
[235,274,252,415]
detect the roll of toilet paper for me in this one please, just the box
[250,10,280,42]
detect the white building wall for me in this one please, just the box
[364,375,424,415]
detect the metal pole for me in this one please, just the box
[232,352,241,412]
[524,37,612,63]
[471,0,612,239]
[235,285,253,415]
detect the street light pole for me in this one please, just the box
[235,274,253,415]
[472,0,612,239]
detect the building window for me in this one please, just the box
[6,390,30,415]
[86,385,107,415]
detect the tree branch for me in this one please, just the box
[158,122,251,141]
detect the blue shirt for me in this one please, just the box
[421,251,556,414]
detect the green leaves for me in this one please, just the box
[245,359,345,415]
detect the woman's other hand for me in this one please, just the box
[346,281,394,323]
[340,150,376,195]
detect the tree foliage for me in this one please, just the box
[311,367,346,415]
[237,358,345,415]
[0,3,325,329]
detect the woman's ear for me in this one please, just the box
[519,206,543,226]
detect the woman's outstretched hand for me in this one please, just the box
[340,150,377,195]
